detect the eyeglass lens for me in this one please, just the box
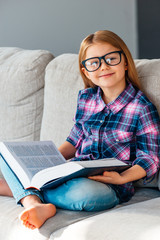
[84,51,121,72]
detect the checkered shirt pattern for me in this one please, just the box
[66,83,160,202]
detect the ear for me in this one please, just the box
[125,62,128,71]
[82,67,91,79]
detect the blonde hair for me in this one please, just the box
[79,30,141,89]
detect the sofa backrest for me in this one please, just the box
[0,48,54,142]
[40,54,83,147]
[135,59,160,114]
[40,54,160,147]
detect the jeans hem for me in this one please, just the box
[16,190,44,205]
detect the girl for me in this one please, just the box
[0,30,159,230]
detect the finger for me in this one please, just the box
[89,175,104,179]
[103,171,114,177]
[103,171,117,177]
[88,175,111,183]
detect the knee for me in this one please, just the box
[43,178,119,211]
[43,178,92,205]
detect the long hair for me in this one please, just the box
[79,30,141,89]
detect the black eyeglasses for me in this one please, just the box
[82,50,123,72]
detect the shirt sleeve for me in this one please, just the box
[66,91,84,148]
[66,123,83,148]
[133,102,160,181]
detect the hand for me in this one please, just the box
[89,165,147,185]
[88,171,125,185]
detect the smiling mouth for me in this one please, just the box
[99,73,115,78]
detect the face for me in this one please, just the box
[82,42,127,93]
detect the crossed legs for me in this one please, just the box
[0,158,119,230]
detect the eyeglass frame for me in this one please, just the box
[81,50,123,72]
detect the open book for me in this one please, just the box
[0,141,130,190]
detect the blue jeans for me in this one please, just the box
[0,157,119,211]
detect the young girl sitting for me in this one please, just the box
[0,30,159,230]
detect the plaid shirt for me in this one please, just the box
[66,83,160,203]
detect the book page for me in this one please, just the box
[4,141,66,179]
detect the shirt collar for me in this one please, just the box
[97,83,137,114]
[96,87,106,112]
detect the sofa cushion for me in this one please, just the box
[0,48,54,142]
[51,197,160,240]
[40,54,83,147]
[0,188,159,240]
[134,59,160,115]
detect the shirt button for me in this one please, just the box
[100,120,103,123]
[94,139,98,141]
[116,139,119,142]
[107,110,110,114]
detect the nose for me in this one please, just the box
[100,59,110,70]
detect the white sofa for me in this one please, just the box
[0,48,160,240]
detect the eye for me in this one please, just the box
[91,60,99,66]
[105,52,121,65]
[86,59,99,68]
[106,58,111,64]
[106,57,116,64]
[86,59,99,66]
[84,57,100,71]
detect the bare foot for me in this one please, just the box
[19,202,56,229]
[0,178,13,197]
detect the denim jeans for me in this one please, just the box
[0,157,119,211]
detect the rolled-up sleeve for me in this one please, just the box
[133,103,160,180]
[66,122,83,148]
[66,91,84,148]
